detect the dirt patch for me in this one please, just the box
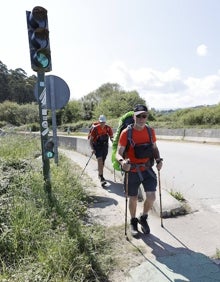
[83,176,148,281]
[105,225,147,281]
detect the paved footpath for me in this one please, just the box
[61,148,220,282]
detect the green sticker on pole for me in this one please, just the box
[34,75,70,110]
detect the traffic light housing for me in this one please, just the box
[44,138,54,159]
[26,6,52,72]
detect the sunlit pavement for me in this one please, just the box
[61,148,220,282]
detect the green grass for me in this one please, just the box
[169,189,186,202]
[215,248,220,259]
[0,134,112,281]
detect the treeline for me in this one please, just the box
[1,60,220,129]
[0,76,149,130]
[154,104,220,128]
[1,95,220,131]
[0,61,36,104]
[61,83,148,123]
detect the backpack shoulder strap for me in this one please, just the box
[126,124,135,149]
[127,124,153,147]
[90,125,99,140]
[145,125,153,144]
[106,125,111,135]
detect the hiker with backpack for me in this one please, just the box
[89,114,114,186]
[116,104,163,237]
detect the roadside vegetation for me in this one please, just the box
[215,249,220,259]
[169,189,186,202]
[0,134,114,281]
[1,88,220,134]
[1,60,220,132]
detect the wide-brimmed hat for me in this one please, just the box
[133,104,148,116]
[99,115,106,122]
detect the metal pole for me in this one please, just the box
[158,170,164,227]
[49,75,59,164]
[113,168,116,182]
[125,172,128,238]
[80,152,93,177]
[37,72,51,192]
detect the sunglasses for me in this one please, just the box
[136,114,148,119]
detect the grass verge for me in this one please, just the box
[0,134,113,281]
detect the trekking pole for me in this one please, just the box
[125,172,129,238]
[158,170,164,227]
[80,152,93,177]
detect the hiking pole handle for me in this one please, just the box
[120,159,131,172]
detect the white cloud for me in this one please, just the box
[196,44,208,56]
[106,62,220,110]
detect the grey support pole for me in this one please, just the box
[37,72,51,192]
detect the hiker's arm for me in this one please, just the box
[89,136,96,154]
[116,145,131,172]
[108,126,114,142]
[153,143,163,171]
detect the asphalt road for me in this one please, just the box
[157,140,220,212]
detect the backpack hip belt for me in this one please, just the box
[129,161,156,181]
[95,141,108,146]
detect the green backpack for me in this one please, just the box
[111,111,134,171]
[111,111,152,171]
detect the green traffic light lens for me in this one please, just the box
[37,52,49,68]
[35,52,50,68]
[46,151,54,158]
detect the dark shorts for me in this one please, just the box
[94,143,108,160]
[124,169,157,197]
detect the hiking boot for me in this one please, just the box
[130,218,139,237]
[138,214,150,234]
[99,175,106,182]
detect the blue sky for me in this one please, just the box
[1,0,220,110]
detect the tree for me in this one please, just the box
[80,83,122,119]
[0,61,36,104]
[61,100,83,123]
[92,89,146,119]
[0,101,38,126]
[0,61,10,102]
[8,68,36,104]
[80,83,146,120]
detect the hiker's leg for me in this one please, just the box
[142,169,157,214]
[97,157,104,176]
[129,196,138,218]
[125,172,141,236]
[143,191,156,214]
[125,172,140,218]
[102,145,108,167]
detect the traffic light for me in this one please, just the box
[44,138,54,159]
[26,6,52,72]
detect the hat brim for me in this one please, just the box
[134,110,147,116]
